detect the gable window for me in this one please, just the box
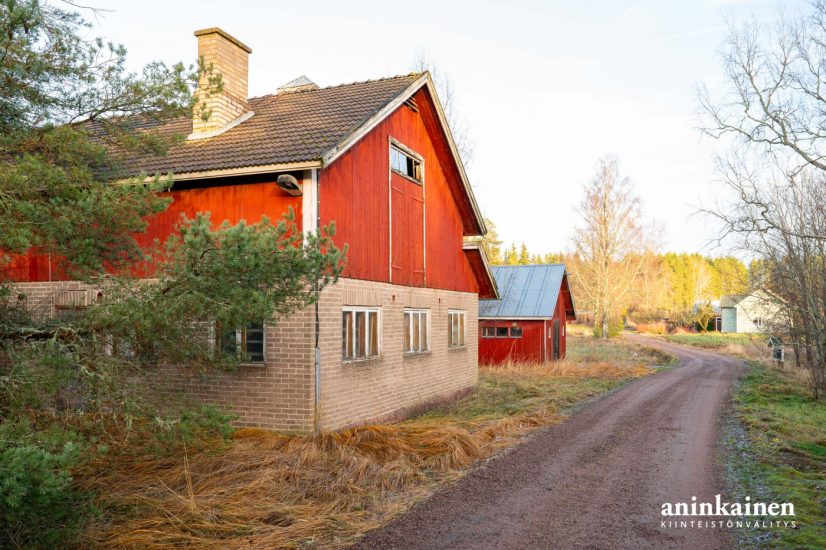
[481,326,495,338]
[495,327,509,338]
[509,326,523,338]
[343,307,380,361]
[220,322,265,363]
[448,310,466,348]
[404,309,429,353]
[390,144,423,182]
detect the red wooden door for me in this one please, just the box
[391,174,425,286]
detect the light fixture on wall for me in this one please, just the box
[276,174,302,196]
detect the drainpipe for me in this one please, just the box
[312,168,322,434]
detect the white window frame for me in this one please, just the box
[404,308,430,354]
[448,310,466,348]
[342,306,381,361]
[390,142,424,184]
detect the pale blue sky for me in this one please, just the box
[86,0,806,255]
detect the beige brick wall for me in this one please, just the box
[316,278,479,431]
[10,278,479,433]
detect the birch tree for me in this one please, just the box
[572,158,645,338]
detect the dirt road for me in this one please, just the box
[352,337,744,550]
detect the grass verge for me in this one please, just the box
[727,362,826,548]
[74,336,673,549]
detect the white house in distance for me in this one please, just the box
[720,292,780,334]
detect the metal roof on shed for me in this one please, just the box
[479,264,567,319]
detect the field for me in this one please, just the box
[728,362,826,548]
[73,336,674,549]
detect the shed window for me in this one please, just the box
[495,327,509,338]
[343,307,380,360]
[481,326,495,338]
[404,309,429,353]
[448,310,466,348]
[509,326,523,338]
[220,322,265,363]
[390,145,423,182]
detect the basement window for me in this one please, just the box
[448,310,466,348]
[509,327,523,338]
[495,327,509,338]
[404,309,430,353]
[220,322,265,363]
[343,307,380,361]
[390,144,423,182]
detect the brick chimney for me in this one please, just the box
[190,27,253,139]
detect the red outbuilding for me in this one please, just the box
[479,264,576,364]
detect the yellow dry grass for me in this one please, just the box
[78,338,663,549]
[481,359,651,379]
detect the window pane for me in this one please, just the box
[459,314,465,346]
[342,311,352,359]
[452,314,459,347]
[369,311,379,357]
[421,312,428,351]
[246,323,264,362]
[510,326,523,338]
[448,314,454,347]
[356,311,366,357]
[496,327,508,338]
[413,313,420,351]
[404,312,411,352]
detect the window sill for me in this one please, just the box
[391,169,423,186]
[343,356,382,365]
[238,362,266,368]
[403,350,431,359]
[448,345,467,352]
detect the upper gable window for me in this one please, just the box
[390,144,423,183]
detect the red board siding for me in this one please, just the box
[7,179,300,282]
[478,320,546,364]
[319,88,479,293]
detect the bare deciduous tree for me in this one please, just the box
[571,158,646,338]
[701,3,826,396]
[411,52,474,164]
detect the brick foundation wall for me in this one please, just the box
[10,278,479,433]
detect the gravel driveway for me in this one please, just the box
[352,336,744,550]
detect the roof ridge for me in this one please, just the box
[247,72,422,101]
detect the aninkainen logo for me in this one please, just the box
[661,495,795,517]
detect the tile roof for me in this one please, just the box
[99,73,421,177]
[479,264,567,318]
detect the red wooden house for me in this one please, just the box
[9,27,498,432]
[479,265,576,364]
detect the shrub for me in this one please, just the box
[0,420,91,549]
[593,317,625,338]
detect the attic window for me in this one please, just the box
[390,144,422,183]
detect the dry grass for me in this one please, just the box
[636,322,668,335]
[77,336,671,549]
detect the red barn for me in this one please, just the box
[479,265,576,364]
[8,27,499,432]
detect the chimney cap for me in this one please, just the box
[194,27,252,54]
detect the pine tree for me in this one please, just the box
[518,243,530,265]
